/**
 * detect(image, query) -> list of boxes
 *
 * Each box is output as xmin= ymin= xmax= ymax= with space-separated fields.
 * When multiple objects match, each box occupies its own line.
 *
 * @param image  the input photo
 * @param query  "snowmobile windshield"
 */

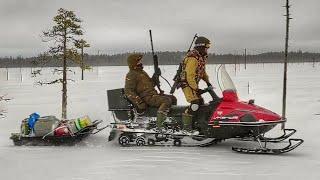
xmin=217 ymin=64 xmax=237 ymax=92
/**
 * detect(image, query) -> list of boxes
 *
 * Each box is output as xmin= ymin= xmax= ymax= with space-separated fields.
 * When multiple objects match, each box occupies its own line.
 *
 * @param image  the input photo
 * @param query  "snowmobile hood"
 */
xmin=210 ymin=99 xmax=282 ymax=124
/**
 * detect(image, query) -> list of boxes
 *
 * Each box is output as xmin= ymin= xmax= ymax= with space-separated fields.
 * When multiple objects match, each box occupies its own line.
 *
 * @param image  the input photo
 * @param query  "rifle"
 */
xmin=170 ymin=34 xmax=198 ymax=94
xmin=149 ymin=29 xmax=164 ymax=94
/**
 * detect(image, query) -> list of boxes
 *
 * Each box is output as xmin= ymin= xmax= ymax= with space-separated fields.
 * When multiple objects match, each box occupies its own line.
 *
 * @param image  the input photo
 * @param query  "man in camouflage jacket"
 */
xmin=124 ymin=53 xmax=177 ymax=129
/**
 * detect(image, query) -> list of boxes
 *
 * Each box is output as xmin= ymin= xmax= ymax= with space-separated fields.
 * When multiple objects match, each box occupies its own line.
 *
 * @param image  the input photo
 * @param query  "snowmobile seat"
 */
xmin=144 ymin=105 xmax=187 ymax=117
xmin=107 ymin=88 xmax=188 ymax=120
xmin=107 ymin=88 xmax=132 ymax=121
xmin=107 ymin=88 xmax=131 ymax=111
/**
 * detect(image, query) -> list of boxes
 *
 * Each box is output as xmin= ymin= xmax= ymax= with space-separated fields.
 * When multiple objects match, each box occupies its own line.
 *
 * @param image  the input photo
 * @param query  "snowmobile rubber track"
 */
xmin=119 ymin=138 xmax=221 ymax=147
xmin=117 ymin=130 xmax=222 ymax=147
xmin=231 ymin=138 xmax=304 ymax=155
xmin=170 ymin=138 xmax=222 ymax=147
xmin=198 ymin=139 xmax=222 ymax=147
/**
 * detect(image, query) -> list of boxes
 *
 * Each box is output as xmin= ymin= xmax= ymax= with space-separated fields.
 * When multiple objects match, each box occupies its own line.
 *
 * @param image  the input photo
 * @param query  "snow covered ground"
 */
xmin=0 ymin=63 xmax=319 ymax=180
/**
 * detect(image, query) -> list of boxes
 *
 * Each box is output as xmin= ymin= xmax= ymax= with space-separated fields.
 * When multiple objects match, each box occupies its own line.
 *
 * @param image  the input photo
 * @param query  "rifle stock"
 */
xmin=170 ymin=63 xmax=182 ymax=94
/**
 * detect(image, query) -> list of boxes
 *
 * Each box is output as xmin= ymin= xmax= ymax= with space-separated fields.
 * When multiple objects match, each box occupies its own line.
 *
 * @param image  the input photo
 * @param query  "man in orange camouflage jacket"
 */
xmin=179 ymin=36 xmax=218 ymax=132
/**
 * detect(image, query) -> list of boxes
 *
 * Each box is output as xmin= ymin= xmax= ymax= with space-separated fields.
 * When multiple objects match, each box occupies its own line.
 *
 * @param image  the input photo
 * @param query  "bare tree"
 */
xmin=39 ymin=8 xmax=88 ymax=119
xmin=0 ymin=95 xmax=11 ymax=118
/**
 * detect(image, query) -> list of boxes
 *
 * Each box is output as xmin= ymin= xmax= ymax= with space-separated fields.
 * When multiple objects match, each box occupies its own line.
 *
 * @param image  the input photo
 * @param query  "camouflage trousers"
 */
xmin=143 ymin=94 xmax=177 ymax=113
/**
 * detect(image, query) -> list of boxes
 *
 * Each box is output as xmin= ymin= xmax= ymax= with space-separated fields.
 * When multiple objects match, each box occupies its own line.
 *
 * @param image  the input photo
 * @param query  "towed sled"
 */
xmin=10 ymin=115 xmax=104 ymax=146
xmin=107 ymin=65 xmax=303 ymax=154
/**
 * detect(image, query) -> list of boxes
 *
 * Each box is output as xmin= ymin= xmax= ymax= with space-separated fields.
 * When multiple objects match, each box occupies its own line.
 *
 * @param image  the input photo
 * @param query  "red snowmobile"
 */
xmin=107 ymin=65 xmax=303 ymax=154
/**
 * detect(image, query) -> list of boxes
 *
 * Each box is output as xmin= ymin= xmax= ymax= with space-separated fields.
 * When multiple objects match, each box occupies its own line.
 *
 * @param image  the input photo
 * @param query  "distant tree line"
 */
xmin=0 ymin=50 xmax=320 ymax=68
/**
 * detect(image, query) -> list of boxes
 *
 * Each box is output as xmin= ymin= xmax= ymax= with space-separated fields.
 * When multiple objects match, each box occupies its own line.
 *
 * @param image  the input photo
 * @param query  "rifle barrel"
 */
xmin=188 ymin=34 xmax=198 ymax=52
xmin=149 ymin=30 xmax=155 ymax=56
xmin=149 ymin=29 xmax=163 ymax=93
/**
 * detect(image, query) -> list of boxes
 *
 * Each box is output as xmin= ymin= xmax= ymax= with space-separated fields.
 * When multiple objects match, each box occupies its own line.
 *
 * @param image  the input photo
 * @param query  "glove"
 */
xmin=206 ymin=82 xmax=214 ymax=90
xmin=152 ymin=74 xmax=159 ymax=84
xmin=136 ymin=101 xmax=146 ymax=114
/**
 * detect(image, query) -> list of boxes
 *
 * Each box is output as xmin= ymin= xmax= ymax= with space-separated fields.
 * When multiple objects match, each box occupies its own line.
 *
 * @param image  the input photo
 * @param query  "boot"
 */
xmin=156 ymin=111 xmax=167 ymax=130
xmin=182 ymin=113 xmax=193 ymax=132
xmin=181 ymin=113 xmax=199 ymax=135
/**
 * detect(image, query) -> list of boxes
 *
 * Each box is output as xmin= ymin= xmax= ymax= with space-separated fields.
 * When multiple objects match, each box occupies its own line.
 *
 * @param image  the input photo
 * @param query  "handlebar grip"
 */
xmin=201 ymin=87 xmax=220 ymax=101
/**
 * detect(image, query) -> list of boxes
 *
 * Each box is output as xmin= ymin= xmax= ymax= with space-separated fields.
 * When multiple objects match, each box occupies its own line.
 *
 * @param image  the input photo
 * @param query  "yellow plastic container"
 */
xmin=74 ymin=116 xmax=92 ymax=131
xmin=20 ymin=119 xmax=30 ymax=135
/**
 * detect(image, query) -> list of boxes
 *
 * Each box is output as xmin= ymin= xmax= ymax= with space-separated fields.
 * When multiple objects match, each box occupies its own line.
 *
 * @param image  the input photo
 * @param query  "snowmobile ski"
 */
xmin=232 ymin=138 xmax=304 ymax=154
xmin=239 ymin=128 xmax=297 ymax=143
xmin=260 ymin=128 xmax=297 ymax=142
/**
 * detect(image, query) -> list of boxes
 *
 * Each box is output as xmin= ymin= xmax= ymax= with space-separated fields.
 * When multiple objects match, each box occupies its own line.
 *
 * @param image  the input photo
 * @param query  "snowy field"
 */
xmin=0 ymin=63 xmax=320 ymax=180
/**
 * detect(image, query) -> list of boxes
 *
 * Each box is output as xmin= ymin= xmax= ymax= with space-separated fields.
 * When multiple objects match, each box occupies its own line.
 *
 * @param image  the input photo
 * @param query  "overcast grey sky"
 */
xmin=0 ymin=0 xmax=319 ymax=57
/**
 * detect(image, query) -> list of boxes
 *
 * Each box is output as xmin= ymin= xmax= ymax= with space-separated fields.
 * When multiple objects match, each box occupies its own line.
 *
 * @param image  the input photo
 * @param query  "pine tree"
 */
xmin=75 ymin=39 xmax=90 ymax=80
xmin=41 ymin=8 xmax=88 ymax=119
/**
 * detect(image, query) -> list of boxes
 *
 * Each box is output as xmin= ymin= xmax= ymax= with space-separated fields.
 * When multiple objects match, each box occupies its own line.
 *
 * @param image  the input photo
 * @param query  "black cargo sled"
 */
xmin=10 ymin=115 xmax=104 ymax=146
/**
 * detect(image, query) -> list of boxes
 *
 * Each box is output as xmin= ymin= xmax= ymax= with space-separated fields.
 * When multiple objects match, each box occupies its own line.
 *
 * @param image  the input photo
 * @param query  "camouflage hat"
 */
xmin=195 ymin=36 xmax=211 ymax=48
xmin=127 ymin=53 xmax=143 ymax=69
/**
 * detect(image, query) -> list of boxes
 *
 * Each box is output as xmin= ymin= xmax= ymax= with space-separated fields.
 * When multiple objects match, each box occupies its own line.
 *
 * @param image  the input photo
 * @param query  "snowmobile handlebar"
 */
xmin=200 ymin=86 xmax=220 ymax=101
